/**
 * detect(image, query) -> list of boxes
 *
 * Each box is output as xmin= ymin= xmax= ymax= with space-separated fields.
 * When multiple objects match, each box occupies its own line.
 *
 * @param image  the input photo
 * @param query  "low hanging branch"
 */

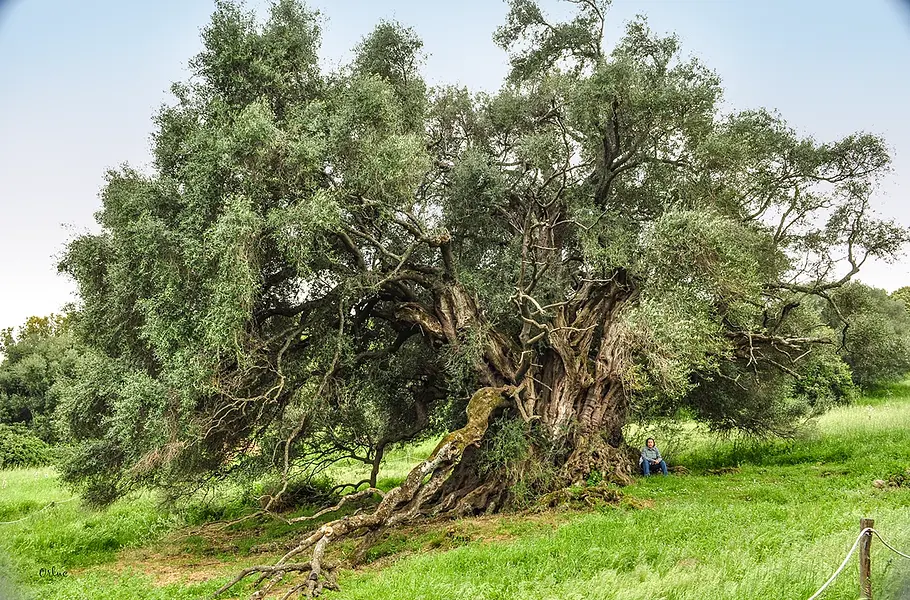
xmin=212 ymin=385 xmax=515 ymax=600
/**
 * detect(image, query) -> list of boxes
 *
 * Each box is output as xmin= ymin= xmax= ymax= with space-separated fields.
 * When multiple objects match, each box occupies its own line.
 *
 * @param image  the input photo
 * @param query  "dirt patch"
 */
xmin=107 ymin=552 xmax=233 ymax=586
xmin=346 ymin=509 xmax=576 ymax=569
xmin=73 ymin=520 xmax=301 ymax=589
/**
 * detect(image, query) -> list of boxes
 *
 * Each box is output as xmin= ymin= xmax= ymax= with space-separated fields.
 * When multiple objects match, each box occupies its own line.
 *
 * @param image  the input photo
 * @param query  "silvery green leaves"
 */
xmin=495 ymin=0 xmax=609 ymax=82
xmin=56 ymin=0 xmax=907 ymax=506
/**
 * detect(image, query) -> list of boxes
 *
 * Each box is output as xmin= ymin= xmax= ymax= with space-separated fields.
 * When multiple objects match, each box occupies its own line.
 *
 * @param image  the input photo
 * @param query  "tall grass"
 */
xmin=0 ymin=468 xmax=199 ymax=599
xmin=330 ymin=387 xmax=910 ymax=600
xmin=2 ymin=386 xmax=910 ymax=599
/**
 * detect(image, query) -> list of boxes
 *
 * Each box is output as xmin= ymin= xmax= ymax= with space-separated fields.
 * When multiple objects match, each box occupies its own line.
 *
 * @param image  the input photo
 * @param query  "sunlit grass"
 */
xmin=0 ymin=468 xmax=194 ymax=599
xmin=3 ymin=384 xmax=910 ymax=599
xmin=331 ymin=383 xmax=910 ymax=600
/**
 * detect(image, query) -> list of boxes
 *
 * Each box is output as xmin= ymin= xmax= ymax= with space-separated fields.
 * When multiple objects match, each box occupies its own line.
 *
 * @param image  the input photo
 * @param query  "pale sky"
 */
xmin=1 ymin=0 xmax=909 ymax=331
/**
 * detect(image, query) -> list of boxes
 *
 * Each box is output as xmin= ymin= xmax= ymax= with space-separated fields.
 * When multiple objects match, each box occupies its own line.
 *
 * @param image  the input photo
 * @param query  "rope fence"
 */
xmin=0 ymin=497 xmax=76 ymax=525
xmin=869 ymin=529 xmax=910 ymax=561
xmin=807 ymin=519 xmax=910 ymax=600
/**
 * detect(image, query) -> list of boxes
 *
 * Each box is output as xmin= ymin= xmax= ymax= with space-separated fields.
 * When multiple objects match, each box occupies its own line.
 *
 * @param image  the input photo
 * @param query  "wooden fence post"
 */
xmin=860 ymin=518 xmax=874 ymax=600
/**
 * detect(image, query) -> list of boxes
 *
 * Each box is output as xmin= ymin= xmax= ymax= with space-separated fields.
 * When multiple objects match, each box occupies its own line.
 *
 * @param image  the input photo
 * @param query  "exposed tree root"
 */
xmin=538 ymin=482 xmax=623 ymax=509
xmin=211 ymin=562 xmax=338 ymax=600
xmin=213 ymin=385 xmax=514 ymax=599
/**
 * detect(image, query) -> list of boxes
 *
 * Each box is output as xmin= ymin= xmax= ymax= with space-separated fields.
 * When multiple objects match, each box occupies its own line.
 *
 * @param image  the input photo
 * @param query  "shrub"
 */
xmin=0 ymin=424 xmax=53 ymax=468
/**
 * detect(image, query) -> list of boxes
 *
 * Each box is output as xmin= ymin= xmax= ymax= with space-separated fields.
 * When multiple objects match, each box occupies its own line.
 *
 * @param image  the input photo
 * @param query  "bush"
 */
xmin=0 ymin=424 xmax=52 ymax=468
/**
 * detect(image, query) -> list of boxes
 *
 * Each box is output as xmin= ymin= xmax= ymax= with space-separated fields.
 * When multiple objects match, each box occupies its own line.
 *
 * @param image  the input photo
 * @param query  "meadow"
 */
xmin=3 ymin=384 xmax=910 ymax=599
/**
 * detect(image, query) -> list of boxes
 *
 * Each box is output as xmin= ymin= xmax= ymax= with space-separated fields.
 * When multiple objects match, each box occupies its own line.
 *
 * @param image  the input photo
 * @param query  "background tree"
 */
xmin=891 ymin=285 xmax=910 ymax=313
xmin=820 ymin=282 xmax=910 ymax=388
xmin=0 ymin=314 xmax=76 ymax=443
xmin=58 ymin=0 xmax=907 ymax=594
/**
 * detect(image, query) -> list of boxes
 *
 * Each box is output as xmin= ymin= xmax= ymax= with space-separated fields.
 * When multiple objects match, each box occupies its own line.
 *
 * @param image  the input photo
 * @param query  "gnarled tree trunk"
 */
xmin=218 ymin=274 xmax=639 ymax=597
xmin=426 ymin=275 xmax=639 ymax=514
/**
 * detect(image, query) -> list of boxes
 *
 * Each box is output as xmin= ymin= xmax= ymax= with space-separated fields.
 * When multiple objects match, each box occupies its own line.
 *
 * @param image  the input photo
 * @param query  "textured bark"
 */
xmin=514 ymin=276 xmax=639 ymax=487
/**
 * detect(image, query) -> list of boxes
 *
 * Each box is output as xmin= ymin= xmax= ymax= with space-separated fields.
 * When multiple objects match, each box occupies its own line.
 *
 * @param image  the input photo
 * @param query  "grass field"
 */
xmin=3 ymin=383 xmax=910 ymax=599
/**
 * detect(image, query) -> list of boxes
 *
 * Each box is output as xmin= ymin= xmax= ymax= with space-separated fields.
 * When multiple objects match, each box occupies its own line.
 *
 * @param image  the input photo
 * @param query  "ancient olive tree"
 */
xmin=59 ymin=0 xmax=906 ymax=594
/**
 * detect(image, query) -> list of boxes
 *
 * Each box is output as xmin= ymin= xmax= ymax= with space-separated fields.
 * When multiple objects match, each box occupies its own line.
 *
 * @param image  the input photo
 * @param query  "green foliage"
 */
xmin=891 ymin=286 xmax=910 ymax=313
xmin=823 ymin=282 xmax=910 ymax=388
xmin=676 ymin=308 xmax=856 ymax=437
xmin=0 ymin=424 xmax=53 ymax=468
xmin=54 ymin=348 xmax=147 ymax=506
xmin=477 ymin=417 xmax=531 ymax=477
xmin=494 ymin=0 xmax=608 ymax=82
xmin=683 ymin=356 xmax=851 ymax=437
xmin=791 ymin=350 xmax=856 ymax=408
xmin=475 ymin=418 xmax=567 ymax=509
xmin=0 ymin=314 xmax=77 ymax=443
xmin=440 ymin=326 xmax=488 ymax=400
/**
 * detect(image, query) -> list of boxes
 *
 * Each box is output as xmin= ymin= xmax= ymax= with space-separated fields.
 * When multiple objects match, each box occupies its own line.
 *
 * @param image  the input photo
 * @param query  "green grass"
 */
xmin=3 ymin=388 xmax=910 ymax=599
xmin=329 ymin=395 xmax=910 ymax=600
xmin=0 ymin=468 xmax=216 ymax=599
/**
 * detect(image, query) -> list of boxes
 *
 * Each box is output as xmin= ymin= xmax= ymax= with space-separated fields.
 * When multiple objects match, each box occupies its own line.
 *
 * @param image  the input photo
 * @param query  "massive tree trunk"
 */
xmin=216 ymin=276 xmax=640 ymax=597
xmin=419 ymin=275 xmax=639 ymax=515
xmin=509 ymin=276 xmax=638 ymax=492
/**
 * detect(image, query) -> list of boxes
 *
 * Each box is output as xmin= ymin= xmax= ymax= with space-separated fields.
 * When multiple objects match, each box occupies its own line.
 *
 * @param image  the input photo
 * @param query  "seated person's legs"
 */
xmin=642 ymin=460 xmax=668 ymax=476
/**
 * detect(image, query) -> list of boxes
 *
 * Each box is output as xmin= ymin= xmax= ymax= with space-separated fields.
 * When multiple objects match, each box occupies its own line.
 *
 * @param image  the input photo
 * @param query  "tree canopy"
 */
xmin=819 ymin=282 xmax=910 ymax=388
xmin=58 ymin=0 xmax=906 ymax=531
xmin=0 ymin=314 xmax=76 ymax=443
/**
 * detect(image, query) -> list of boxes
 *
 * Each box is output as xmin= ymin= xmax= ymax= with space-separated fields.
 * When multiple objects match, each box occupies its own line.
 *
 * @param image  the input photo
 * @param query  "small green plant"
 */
xmin=475 ymin=418 xmax=571 ymax=509
xmin=585 ymin=469 xmax=604 ymax=486
xmin=477 ymin=417 xmax=531 ymax=477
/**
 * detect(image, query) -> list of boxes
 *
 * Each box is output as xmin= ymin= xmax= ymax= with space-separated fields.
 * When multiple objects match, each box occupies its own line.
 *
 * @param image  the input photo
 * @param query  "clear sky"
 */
xmin=1 ymin=0 xmax=909 ymax=331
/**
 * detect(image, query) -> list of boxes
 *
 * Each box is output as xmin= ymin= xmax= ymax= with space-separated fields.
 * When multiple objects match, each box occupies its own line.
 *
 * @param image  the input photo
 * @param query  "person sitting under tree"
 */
xmin=641 ymin=437 xmax=668 ymax=476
